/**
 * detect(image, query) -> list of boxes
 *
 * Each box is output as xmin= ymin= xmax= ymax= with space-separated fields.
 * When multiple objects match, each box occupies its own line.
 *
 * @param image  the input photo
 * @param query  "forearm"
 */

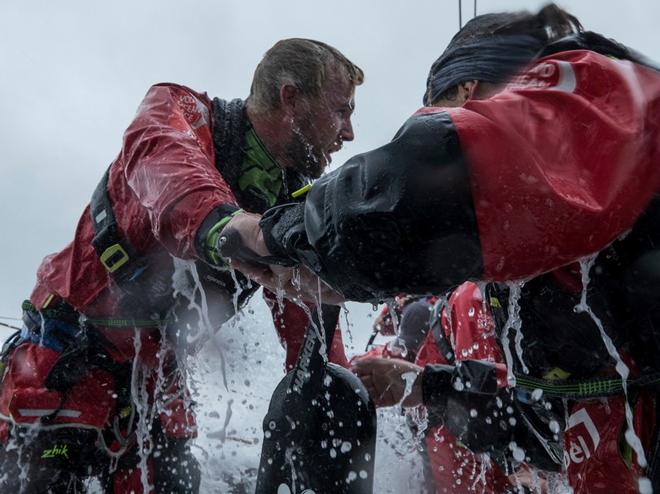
xmin=261 ymin=111 xmax=483 ymax=302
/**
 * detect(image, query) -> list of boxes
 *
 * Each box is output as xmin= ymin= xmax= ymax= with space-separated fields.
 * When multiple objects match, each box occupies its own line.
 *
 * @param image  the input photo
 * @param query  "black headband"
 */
xmin=424 ymin=34 xmax=545 ymax=105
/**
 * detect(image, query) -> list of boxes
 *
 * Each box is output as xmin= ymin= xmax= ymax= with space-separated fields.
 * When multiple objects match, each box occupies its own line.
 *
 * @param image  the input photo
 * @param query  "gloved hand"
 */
xmin=221 ymin=212 xmax=345 ymax=305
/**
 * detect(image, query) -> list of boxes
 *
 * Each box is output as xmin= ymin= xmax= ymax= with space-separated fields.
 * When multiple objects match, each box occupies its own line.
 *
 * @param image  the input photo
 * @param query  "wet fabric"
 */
xmin=262 ymin=50 xmax=660 ymax=302
xmin=263 ymin=288 xmax=349 ymax=372
xmin=415 ymin=283 xmax=516 ymax=492
xmin=6 ymin=82 xmax=332 ymax=491
xmin=0 ymin=418 xmax=201 ymax=493
xmin=416 ymin=281 xmax=655 ymax=493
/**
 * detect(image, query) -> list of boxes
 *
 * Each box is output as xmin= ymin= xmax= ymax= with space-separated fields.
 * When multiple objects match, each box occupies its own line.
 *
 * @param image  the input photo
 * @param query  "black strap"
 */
xmin=211 ymin=98 xmax=253 ymax=208
xmin=211 ymin=98 xmax=307 ymax=214
xmin=430 ymin=298 xmax=455 ymax=364
xmin=89 ymin=167 xmax=147 ymax=282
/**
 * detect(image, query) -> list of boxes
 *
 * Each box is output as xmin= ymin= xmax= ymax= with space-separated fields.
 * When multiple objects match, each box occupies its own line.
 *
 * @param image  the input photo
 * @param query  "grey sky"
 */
xmin=1 ymin=0 xmax=659 ymax=322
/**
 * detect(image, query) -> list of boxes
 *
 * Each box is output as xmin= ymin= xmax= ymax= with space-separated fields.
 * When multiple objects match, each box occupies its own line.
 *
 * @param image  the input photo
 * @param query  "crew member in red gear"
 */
xmin=0 ymin=38 xmax=362 ymax=493
xmin=348 ymin=7 xmax=660 ymax=492
xmin=226 ymin=4 xmax=660 ymax=493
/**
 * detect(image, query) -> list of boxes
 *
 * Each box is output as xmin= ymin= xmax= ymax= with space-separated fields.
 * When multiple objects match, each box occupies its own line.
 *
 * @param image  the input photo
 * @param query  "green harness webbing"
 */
xmin=21 ymin=301 xmax=171 ymax=329
xmin=513 ymin=372 xmax=660 ymax=400
xmin=429 ymin=291 xmax=660 ymax=400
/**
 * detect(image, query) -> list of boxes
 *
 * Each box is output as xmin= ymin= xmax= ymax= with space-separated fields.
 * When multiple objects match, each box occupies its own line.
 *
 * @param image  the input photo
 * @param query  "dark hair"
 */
xmin=424 ymin=4 xmax=583 ymax=105
xmin=449 ymin=4 xmax=581 ymax=47
xmin=248 ymin=38 xmax=364 ymax=113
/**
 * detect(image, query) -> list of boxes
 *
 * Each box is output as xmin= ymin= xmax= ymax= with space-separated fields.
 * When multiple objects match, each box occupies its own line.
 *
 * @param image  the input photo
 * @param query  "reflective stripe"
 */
xmin=18 ymin=408 xmax=82 ymax=418
xmin=0 ymin=411 xmax=103 ymax=435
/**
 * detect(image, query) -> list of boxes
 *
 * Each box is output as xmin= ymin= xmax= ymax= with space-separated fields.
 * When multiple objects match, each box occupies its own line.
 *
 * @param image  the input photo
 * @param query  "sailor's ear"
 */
xmin=462 ymin=81 xmax=480 ymax=101
xmin=279 ymin=84 xmax=300 ymax=115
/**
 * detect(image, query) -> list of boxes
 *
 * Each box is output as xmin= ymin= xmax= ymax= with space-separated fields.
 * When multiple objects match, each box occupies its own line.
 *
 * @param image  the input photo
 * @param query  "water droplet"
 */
xmin=509 ymin=442 xmax=525 ymax=462
xmin=639 ymin=477 xmax=653 ymax=494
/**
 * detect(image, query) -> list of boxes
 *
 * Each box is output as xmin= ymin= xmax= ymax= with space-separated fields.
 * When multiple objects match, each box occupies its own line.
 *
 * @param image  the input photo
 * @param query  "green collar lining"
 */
xmin=238 ymin=128 xmax=286 ymax=209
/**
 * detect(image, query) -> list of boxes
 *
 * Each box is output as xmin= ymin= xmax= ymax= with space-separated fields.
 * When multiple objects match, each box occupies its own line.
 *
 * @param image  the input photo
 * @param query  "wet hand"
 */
xmin=223 ymin=212 xmax=345 ymax=305
xmin=352 ymin=357 xmax=423 ymax=408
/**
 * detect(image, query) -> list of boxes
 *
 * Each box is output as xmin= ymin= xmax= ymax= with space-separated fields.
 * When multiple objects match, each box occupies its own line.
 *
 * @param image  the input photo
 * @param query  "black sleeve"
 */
xmin=260 ymin=111 xmax=483 ymax=302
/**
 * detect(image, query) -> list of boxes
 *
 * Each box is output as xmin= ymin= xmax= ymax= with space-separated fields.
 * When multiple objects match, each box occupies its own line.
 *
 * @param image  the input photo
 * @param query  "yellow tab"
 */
xmin=42 ymin=293 xmax=55 ymax=309
xmin=291 ymin=184 xmax=312 ymax=199
xmin=542 ymin=367 xmax=571 ymax=381
xmin=100 ymin=244 xmax=129 ymax=273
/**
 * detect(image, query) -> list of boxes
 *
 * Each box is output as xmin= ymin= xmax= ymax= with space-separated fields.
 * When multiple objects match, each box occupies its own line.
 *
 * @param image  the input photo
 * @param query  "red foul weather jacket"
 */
xmin=30 ymin=83 xmax=233 ymax=315
xmin=29 ymin=83 xmax=336 ymax=359
xmin=1 ymin=84 xmax=342 ymax=435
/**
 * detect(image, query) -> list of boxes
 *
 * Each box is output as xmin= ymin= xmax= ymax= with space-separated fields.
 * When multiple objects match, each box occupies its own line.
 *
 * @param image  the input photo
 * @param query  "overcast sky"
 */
xmin=1 ymin=0 xmax=659 ymax=323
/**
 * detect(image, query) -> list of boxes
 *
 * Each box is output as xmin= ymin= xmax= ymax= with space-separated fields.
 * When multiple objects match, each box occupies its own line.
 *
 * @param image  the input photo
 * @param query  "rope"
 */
xmin=0 ymin=321 xmax=20 ymax=331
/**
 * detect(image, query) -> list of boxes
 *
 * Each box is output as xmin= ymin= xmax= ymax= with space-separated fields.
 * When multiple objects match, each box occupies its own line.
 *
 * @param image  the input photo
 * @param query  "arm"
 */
xmin=120 ymin=84 xmax=239 ymax=260
xmin=261 ymin=51 xmax=660 ymax=302
xmin=261 ymin=111 xmax=482 ymax=301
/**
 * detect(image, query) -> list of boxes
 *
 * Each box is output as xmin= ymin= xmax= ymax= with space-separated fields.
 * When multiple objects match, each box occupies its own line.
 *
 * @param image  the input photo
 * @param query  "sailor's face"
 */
xmin=290 ymin=67 xmax=356 ymax=178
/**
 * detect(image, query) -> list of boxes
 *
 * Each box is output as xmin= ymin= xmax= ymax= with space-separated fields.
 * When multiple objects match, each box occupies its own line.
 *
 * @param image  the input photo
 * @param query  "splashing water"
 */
xmin=499 ymin=281 xmax=524 ymax=386
xmin=507 ymin=281 xmax=530 ymax=376
xmin=576 ymin=256 xmax=649 ymax=473
xmin=397 ymin=371 xmax=419 ymax=407
xmin=172 ymin=258 xmax=229 ymax=389
xmin=130 ymin=327 xmax=153 ymax=493
xmin=228 ymin=265 xmax=243 ymax=316
xmin=386 ymin=297 xmax=400 ymax=335
xmin=340 ymin=303 xmax=354 ymax=346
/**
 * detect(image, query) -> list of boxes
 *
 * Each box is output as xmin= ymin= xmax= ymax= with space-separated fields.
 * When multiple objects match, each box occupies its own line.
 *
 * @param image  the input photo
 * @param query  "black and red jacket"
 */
xmin=262 ymin=46 xmax=660 ymax=303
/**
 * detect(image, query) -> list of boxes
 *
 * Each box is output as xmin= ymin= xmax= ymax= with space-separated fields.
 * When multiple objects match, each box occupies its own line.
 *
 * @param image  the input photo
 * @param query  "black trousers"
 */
xmin=0 ymin=421 xmax=200 ymax=494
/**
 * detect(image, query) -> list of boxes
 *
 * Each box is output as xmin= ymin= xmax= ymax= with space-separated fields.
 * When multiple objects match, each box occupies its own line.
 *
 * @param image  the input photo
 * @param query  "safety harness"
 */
xmin=429 ymin=287 xmax=660 ymax=400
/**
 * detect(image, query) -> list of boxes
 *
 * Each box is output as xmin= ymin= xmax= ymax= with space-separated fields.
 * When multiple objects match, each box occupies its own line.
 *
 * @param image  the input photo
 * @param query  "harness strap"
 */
xmin=431 ymin=286 xmax=660 ymax=399
xmin=514 ymin=372 xmax=660 ymax=399
xmin=429 ymin=298 xmax=455 ymax=364
xmin=22 ymin=300 xmax=170 ymax=328
xmin=90 ymin=167 xmax=148 ymax=282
